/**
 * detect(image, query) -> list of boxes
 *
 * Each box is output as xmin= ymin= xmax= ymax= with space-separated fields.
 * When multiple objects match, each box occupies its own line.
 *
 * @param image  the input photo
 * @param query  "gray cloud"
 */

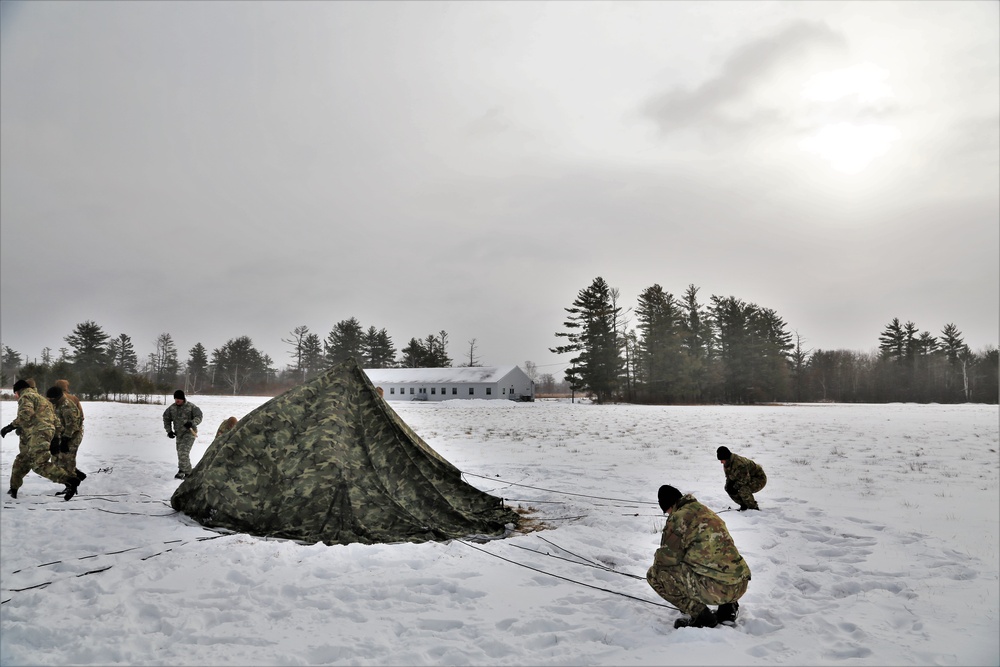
xmin=642 ymin=21 xmax=848 ymax=139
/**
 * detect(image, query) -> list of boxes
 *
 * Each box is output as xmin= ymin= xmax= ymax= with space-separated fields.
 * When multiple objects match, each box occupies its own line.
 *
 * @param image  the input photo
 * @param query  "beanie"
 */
xmin=55 ymin=379 xmax=70 ymax=392
xmin=657 ymin=485 xmax=683 ymax=513
xmin=717 ymin=446 xmax=732 ymax=461
xmin=46 ymin=386 xmax=64 ymax=401
xmin=12 ymin=379 xmax=30 ymax=394
xmin=174 ymin=390 xmax=186 ymax=401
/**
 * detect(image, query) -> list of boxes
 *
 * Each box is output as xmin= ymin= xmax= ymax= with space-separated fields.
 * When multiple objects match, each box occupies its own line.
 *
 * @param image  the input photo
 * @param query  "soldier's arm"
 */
xmin=191 ymin=404 xmax=203 ymax=426
xmin=15 ymin=396 xmax=35 ymax=426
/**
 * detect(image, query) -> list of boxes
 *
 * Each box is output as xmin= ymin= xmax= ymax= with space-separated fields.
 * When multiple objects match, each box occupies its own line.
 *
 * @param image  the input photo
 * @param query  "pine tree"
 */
xmin=550 ymin=276 xmax=624 ymax=404
xmin=211 ymin=336 xmax=268 ymax=394
xmin=186 ymin=343 xmax=209 ymax=393
xmin=152 ymin=333 xmax=179 ymax=389
xmin=108 ymin=334 xmax=139 ymax=374
xmin=362 ymin=327 xmax=397 ymax=368
xmin=635 ymin=284 xmax=685 ymax=403
xmin=301 ymin=333 xmax=325 ymax=379
xmin=325 ymin=318 xmax=365 ymax=365
xmin=282 ymin=326 xmax=311 ymax=376
xmin=64 ymin=320 xmax=111 ymax=397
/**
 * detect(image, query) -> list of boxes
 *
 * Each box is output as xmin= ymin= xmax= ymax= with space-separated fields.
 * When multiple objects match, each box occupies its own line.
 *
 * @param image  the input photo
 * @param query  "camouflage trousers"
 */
xmin=725 ymin=473 xmax=767 ymax=510
xmin=647 ymin=563 xmax=749 ymax=617
xmin=10 ymin=429 xmax=77 ymax=491
xmin=56 ymin=430 xmax=84 ymax=477
xmin=175 ymin=433 xmax=196 ymax=474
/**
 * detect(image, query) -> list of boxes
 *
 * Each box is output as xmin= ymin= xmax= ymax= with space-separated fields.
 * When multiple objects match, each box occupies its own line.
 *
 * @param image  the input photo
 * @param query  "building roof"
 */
xmin=363 ymin=366 xmax=522 ymax=385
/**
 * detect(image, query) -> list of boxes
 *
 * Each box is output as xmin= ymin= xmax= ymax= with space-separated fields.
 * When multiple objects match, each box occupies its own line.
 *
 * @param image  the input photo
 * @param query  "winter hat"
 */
xmin=12 ymin=379 xmax=30 ymax=394
xmin=46 ymin=386 xmax=64 ymax=401
xmin=174 ymin=390 xmax=186 ymax=401
xmin=55 ymin=379 xmax=70 ymax=392
xmin=657 ymin=485 xmax=683 ymax=513
xmin=717 ymin=446 xmax=732 ymax=461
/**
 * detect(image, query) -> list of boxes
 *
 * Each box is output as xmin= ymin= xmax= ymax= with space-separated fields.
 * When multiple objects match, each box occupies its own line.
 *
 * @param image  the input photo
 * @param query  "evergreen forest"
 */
xmin=1 ymin=279 xmax=997 ymax=404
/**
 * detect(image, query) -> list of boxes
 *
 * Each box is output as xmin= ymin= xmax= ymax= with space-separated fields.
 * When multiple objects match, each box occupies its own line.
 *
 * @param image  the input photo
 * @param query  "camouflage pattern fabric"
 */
xmin=723 ymin=453 xmax=767 ymax=509
xmin=170 ymin=358 xmax=519 ymax=546
xmin=8 ymin=387 xmax=75 ymax=491
xmin=647 ymin=562 xmax=749 ymax=617
xmin=51 ymin=395 xmax=83 ymax=476
xmin=163 ymin=401 xmax=203 ymax=475
xmin=647 ymin=494 xmax=750 ymax=613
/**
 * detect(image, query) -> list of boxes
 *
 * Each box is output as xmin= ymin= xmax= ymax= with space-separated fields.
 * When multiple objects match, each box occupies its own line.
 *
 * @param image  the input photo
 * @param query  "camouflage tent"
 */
xmin=170 ymin=358 xmax=518 ymax=545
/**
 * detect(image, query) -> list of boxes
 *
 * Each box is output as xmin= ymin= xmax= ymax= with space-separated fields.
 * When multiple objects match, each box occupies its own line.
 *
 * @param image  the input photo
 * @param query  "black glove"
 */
xmin=184 ymin=421 xmax=193 ymax=429
xmin=15 ymin=427 xmax=22 ymax=436
xmin=60 ymin=437 xmax=70 ymax=453
xmin=167 ymin=430 xmax=176 ymax=439
xmin=50 ymin=437 xmax=60 ymax=456
xmin=0 ymin=423 xmax=15 ymax=438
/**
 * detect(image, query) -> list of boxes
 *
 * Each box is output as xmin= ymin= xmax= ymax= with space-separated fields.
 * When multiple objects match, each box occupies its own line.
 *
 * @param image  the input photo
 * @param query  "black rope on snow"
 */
xmin=462 ymin=471 xmax=654 ymax=506
xmin=3 ymin=534 xmax=231 ymax=600
xmin=535 ymin=535 xmax=645 ymax=581
xmin=456 ymin=539 xmax=679 ymax=611
xmin=508 ymin=543 xmax=643 ymax=581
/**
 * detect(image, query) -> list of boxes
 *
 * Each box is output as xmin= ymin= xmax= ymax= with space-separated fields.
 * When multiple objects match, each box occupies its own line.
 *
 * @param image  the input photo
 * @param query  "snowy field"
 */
xmin=1 ymin=396 xmax=997 ymax=666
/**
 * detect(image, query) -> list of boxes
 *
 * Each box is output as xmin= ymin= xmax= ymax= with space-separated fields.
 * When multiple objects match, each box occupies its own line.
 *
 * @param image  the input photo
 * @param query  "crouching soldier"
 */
xmin=647 ymin=484 xmax=751 ymax=629
xmin=2 ymin=379 xmax=83 ymax=500
xmin=717 ymin=446 xmax=767 ymax=511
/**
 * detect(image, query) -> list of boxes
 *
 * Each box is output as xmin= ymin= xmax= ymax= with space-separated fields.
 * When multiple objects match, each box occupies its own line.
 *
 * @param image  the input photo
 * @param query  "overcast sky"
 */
xmin=1 ymin=1 xmax=997 ymax=376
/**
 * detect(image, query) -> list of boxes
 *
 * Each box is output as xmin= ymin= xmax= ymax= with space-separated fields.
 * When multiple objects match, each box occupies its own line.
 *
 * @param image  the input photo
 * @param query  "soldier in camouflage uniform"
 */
xmin=54 ymin=379 xmax=86 ymax=483
xmin=647 ymin=484 xmax=751 ymax=629
xmin=46 ymin=385 xmax=85 ymax=495
xmin=717 ymin=446 xmax=767 ymax=511
xmin=1 ymin=379 xmax=82 ymax=500
xmin=163 ymin=389 xmax=202 ymax=479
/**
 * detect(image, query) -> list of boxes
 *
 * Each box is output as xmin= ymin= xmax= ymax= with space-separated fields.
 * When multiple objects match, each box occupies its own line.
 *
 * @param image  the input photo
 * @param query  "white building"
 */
xmin=363 ymin=366 xmax=535 ymax=402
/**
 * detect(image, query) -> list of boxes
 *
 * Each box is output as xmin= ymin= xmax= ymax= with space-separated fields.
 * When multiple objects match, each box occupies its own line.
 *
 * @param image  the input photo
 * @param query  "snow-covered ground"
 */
xmin=2 ymin=396 xmax=997 ymax=666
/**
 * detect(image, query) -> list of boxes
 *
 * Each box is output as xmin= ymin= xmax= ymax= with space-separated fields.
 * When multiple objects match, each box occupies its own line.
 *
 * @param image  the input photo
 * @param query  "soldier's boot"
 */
xmin=674 ymin=607 xmax=718 ymax=629
xmin=63 ymin=477 xmax=81 ymax=501
xmin=716 ymin=601 xmax=739 ymax=623
xmin=7 ymin=488 xmax=16 ymax=499
xmin=174 ymin=471 xmax=187 ymax=479
xmin=75 ymin=469 xmax=87 ymax=481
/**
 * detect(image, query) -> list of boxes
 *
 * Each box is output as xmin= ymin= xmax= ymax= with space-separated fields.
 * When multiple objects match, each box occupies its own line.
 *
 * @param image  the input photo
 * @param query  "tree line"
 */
xmin=551 ymin=276 xmax=998 ymax=405
xmin=0 ymin=318 xmax=470 ymax=400
xmin=2 ymin=283 xmax=996 ymax=404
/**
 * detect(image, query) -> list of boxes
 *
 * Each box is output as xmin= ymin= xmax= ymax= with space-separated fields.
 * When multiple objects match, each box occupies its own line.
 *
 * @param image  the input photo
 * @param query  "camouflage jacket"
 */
xmin=653 ymin=494 xmax=751 ymax=584
xmin=723 ymin=453 xmax=766 ymax=489
xmin=163 ymin=401 xmax=203 ymax=434
xmin=13 ymin=387 xmax=57 ymax=436
xmin=52 ymin=396 xmax=82 ymax=441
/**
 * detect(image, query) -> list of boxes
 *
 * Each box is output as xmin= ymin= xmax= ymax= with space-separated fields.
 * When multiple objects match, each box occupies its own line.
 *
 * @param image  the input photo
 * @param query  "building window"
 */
xmin=409 ymin=388 xmax=414 ymax=395
xmin=452 ymin=387 xmax=457 ymax=395
xmin=390 ymin=388 xmax=395 ymax=394
xmin=431 ymin=388 xmax=436 ymax=395
xmin=502 ymin=388 xmax=506 ymax=394
xmin=486 ymin=387 xmax=492 ymax=395
xmin=420 ymin=387 xmax=426 ymax=394
xmin=469 ymin=387 xmax=474 ymax=395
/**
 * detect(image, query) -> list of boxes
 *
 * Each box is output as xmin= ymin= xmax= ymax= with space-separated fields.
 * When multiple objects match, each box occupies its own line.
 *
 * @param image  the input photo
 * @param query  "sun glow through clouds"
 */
xmin=799 ymin=122 xmax=901 ymax=174
xmin=798 ymin=64 xmax=899 ymax=174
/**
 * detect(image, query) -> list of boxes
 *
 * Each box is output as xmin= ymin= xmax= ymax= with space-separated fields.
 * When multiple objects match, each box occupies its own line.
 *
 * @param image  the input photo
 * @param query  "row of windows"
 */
xmin=388 ymin=386 xmax=493 ymax=395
